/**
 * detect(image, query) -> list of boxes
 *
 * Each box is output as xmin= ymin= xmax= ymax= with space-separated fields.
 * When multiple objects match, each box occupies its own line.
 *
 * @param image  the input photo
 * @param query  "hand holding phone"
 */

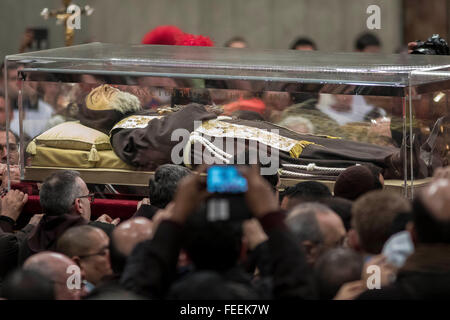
xmin=206 ymin=165 xmax=247 ymax=194
xmin=206 ymin=165 xmax=251 ymax=222
xmin=205 ymin=165 xmax=279 ymax=221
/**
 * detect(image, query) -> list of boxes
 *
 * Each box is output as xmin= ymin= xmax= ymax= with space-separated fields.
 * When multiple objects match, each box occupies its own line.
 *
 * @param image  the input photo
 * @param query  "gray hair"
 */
xmin=39 ymin=170 xmax=84 ymax=216
xmin=149 ymin=164 xmax=191 ymax=208
xmin=286 ymin=202 xmax=333 ymax=244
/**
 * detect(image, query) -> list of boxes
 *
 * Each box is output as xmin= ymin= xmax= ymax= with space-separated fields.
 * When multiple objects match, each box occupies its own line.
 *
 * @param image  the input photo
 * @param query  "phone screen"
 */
xmin=207 ymin=165 xmax=248 ymax=194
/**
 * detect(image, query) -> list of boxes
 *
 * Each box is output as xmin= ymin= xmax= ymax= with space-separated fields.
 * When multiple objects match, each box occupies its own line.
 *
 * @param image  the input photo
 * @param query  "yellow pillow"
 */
xmin=26 ymin=121 xmax=112 ymax=162
xmin=31 ymin=145 xmax=134 ymax=170
xmin=31 ymin=146 xmax=96 ymax=168
xmin=29 ymin=121 xmax=111 ymax=151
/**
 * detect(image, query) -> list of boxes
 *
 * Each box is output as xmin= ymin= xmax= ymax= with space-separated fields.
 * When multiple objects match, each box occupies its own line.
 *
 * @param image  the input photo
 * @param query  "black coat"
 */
xmin=0 ymin=214 xmax=114 ymax=281
xmin=357 ymin=244 xmax=450 ymax=300
xmin=357 ymin=271 xmax=450 ymax=300
xmin=132 ymin=204 xmax=160 ymax=220
xmin=120 ymin=210 xmax=317 ymax=300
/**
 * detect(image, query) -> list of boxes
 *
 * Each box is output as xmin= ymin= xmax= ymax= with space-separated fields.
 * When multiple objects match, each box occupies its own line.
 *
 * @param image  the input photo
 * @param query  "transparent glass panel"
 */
xmin=7 ymin=43 xmax=450 ymax=89
xmin=409 ymin=69 xmax=450 ymax=197
xmin=4 ymin=44 xmax=450 ymax=194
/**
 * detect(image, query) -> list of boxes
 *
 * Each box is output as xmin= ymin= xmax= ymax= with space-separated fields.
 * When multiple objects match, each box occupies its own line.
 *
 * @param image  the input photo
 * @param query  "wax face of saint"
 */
xmin=85 ymin=84 xmax=120 ymax=111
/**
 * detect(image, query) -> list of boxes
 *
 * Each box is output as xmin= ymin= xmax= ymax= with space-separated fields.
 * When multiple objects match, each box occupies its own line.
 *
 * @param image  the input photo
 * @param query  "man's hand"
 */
xmin=171 ymin=165 xmax=209 ymax=224
xmin=333 ymin=280 xmax=367 ymax=300
xmin=240 ymin=165 xmax=279 ymax=218
xmin=136 ymin=197 xmax=150 ymax=211
xmin=96 ymin=214 xmax=120 ymax=226
xmin=0 ymin=164 xmax=7 ymax=176
xmin=408 ymin=41 xmax=418 ymax=54
xmin=1 ymin=189 xmax=28 ymax=222
xmin=361 ymin=254 xmax=398 ymax=289
xmin=152 ymin=202 xmax=175 ymax=235
xmin=242 ymin=218 xmax=268 ymax=250
xmin=1 ymin=165 xmax=21 ymax=190
xmin=28 ymin=214 xmax=44 ymax=226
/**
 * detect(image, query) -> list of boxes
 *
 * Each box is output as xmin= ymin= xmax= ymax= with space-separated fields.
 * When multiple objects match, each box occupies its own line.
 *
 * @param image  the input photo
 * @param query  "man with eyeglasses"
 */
xmin=0 ymin=125 xmax=21 ymax=188
xmin=56 ymin=225 xmax=113 ymax=295
xmin=285 ymin=203 xmax=347 ymax=267
xmin=19 ymin=170 xmax=119 ymax=261
xmin=0 ymin=170 xmax=119 ymax=279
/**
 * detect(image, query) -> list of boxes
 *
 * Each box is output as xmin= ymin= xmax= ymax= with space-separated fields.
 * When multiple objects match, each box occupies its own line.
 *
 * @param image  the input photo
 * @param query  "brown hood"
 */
xmin=78 ymin=102 xmax=128 ymax=134
xmin=27 ymin=213 xmax=88 ymax=254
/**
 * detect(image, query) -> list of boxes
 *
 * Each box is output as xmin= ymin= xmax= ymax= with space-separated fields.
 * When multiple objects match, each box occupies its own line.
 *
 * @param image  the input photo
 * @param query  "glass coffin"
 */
xmin=4 ymin=43 xmax=450 ymax=196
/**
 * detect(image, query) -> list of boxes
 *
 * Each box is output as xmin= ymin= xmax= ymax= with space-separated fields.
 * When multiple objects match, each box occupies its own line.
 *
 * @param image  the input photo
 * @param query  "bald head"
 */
xmin=24 ymin=251 xmax=75 ymax=282
xmin=56 ymin=225 xmax=104 ymax=257
xmin=413 ymin=178 xmax=450 ymax=244
xmin=112 ymin=217 xmax=153 ymax=256
xmin=23 ymin=251 xmax=80 ymax=300
xmin=421 ymin=178 xmax=450 ymax=221
xmin=56 ymin=225 xmax=112 ymax=285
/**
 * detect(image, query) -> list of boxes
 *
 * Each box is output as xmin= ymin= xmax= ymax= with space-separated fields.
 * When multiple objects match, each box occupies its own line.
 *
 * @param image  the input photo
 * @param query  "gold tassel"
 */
xmin=26 ymin=140 xmax=37 ymax=155
xmin=289 ymin=140 xmax=315 ymax=158
xmin=88 ymin=144 xmax=100 ymax=162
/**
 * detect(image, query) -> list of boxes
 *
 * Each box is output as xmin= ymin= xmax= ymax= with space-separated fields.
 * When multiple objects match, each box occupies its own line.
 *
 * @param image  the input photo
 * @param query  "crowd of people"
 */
xmin=0 ymin=161 xmax=448 ymax=300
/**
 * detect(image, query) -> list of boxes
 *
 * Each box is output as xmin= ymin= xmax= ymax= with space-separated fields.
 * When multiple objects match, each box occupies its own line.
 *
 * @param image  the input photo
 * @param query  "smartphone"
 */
xmin=206 ymin=165 xmax=251 ymax=221
xmin=207 ymin=165 xmax=248 ymax=194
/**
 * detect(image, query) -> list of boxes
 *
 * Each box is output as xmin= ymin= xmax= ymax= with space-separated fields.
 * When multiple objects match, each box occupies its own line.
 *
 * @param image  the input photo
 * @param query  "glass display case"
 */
xmin=4 ymin=43 xmax=450 ymax=196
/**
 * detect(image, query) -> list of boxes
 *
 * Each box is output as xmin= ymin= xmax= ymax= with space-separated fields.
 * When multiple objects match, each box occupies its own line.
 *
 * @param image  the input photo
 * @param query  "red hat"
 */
xmin=175 ymin=33 xmax=214 ymax=47
xmin=222 ymin=98 xmax=266 ymax=115
xmin=142 ymin=25 xmax=214 ymax=47
xmin=141 ymin=25 xmax=184 ymax=45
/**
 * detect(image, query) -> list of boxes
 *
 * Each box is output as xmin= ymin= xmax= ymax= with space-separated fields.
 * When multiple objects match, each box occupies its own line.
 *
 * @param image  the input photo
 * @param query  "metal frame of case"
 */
xmin=5 ymin=43 xmax=450 ymax=196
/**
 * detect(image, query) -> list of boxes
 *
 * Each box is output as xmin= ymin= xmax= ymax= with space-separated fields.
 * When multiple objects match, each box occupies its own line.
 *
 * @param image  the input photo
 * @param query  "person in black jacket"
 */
xmin=357 ymin=178 xmax=450 ymax=299
xmin=0 ymin=189 xmax=41 ymax=283
xmin=120 ymin=165 xmax=316 ymax=300
xmin=0 ymin=170 xmax=117 ymax=281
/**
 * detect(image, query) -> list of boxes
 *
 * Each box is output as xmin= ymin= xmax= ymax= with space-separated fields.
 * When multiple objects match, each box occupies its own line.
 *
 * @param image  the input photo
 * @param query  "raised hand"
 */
xmin=407 ymin=41 xmax=418 ymax=54
xmin=171 ymin=165 xmax=209 ymax=224
xmin=239 ymin=165 xmax=279 ymax=218
xmin=242 ymin=218 xmax=268 ymax=250
xmin=333 ymin=280 xmax=367 ymax=300
xmin=96 ymin=214 xmax=120 ymax=226
xmin=1 ymin=189 xmax=28 ymax=222
xmin=29 ymin=213 xmax=44 ymax=226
